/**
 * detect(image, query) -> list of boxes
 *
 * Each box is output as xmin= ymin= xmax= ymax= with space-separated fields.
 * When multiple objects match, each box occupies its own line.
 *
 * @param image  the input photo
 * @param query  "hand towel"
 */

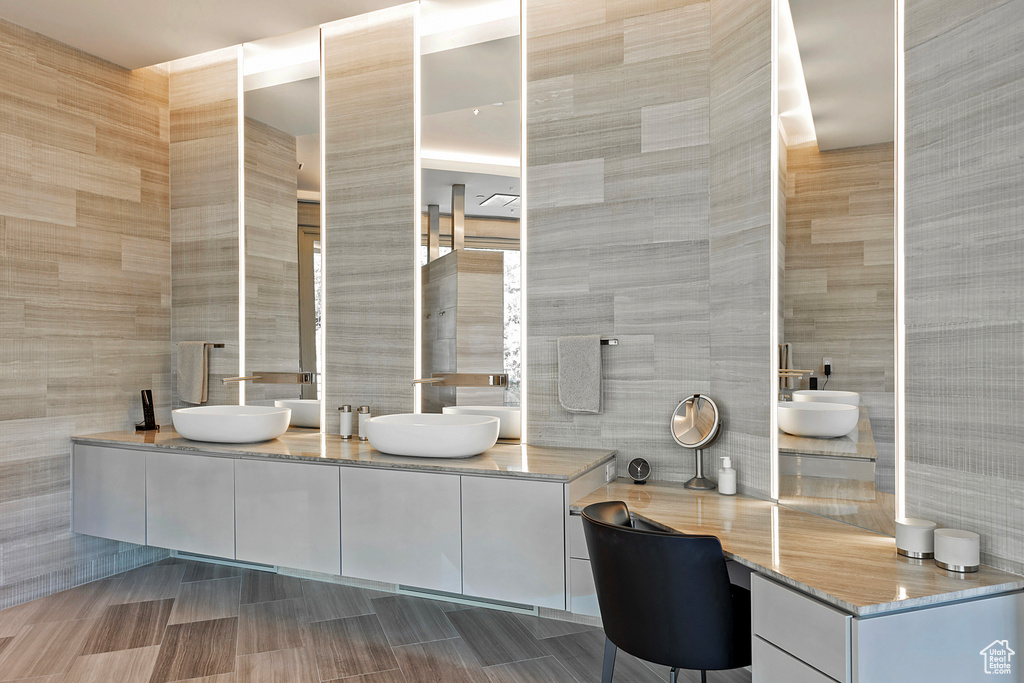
xmin=557 ymin=335 xmax=602 ymax=414
xmin=177 ymin=342 xmax=209 ymax=405
xmin=780 ymin=343 xmax=794 ymax=390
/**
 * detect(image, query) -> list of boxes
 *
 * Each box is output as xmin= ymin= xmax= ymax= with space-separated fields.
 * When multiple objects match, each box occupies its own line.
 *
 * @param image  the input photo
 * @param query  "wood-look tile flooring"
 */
xmin=0 ymin=558 xmax=751 ymax=683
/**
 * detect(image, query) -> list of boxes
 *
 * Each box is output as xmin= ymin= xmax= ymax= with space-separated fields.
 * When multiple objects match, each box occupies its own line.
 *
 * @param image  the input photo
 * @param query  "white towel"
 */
xmin=557 ymin=335 xmax=602 ymax=414
xmin=177 ymin=342 xmax=209 ymax=404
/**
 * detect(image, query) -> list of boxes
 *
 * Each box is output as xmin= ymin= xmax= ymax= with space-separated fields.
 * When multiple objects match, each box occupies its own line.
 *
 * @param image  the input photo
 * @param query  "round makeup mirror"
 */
xmin=671 ymin=394 xmax=722 ymax=490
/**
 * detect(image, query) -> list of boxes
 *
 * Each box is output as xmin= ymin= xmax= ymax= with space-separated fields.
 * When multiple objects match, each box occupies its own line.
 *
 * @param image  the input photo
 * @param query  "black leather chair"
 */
xmin=581 ymin=501 xmax=751 ymax=683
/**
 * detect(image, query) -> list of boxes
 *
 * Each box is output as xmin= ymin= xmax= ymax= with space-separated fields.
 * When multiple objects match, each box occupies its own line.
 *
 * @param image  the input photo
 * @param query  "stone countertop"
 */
xmin=571 ymin=479 xmax=1024 ymax=617
xmin=71 ymin=429 xmax=616 ymax=482
xmin=778 ymin=405 xmax=878 ymax=460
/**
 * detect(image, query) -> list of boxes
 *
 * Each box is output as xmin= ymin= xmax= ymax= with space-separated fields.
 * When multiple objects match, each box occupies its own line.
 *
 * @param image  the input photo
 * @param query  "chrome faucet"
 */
xmin=223 ymin=372 xmax=317 ymax=385
xmin=411 ymin=372 xmax=508 ymax=388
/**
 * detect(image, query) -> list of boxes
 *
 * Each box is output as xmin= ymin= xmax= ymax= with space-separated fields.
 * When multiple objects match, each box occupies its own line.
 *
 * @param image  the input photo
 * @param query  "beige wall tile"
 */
xmin=244 ymin=118 xmax=300 ymax=404
xmin=526 ymin=0 xmax=770 ymax=492
xmin=168 ymin=48 xmax=240 ymax=407
xmin=905 ymin=0 xmax=1024 ymax=573
xmin=0 ymin=17 xmax=171 ymax=609
xmin=322 ymin=6 xmax=417 ymax=431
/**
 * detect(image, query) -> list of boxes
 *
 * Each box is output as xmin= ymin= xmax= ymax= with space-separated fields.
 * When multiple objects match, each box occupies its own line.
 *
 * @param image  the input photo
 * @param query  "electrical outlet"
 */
xmin=605 ymin=461 xmax=616 ymax=482
xmin=822 ymin=357 xmax=833 ymax=375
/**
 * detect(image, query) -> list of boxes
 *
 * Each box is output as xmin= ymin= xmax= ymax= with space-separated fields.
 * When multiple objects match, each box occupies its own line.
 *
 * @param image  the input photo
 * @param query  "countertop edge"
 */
xmin=71 ymin=434 xmax=617 ymax=483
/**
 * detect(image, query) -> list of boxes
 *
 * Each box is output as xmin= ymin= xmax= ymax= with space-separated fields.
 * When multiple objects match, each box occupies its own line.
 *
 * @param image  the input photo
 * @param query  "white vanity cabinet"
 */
xmin=462 ymin=476 xmax=566 ymax=609
xmin=235 ymin=458 xmax=341 ymax=575
xmin=71 ymin=435 xmax=616 ymax=612
xmin=852 ymin=590 xmax=1024 ymax=682
xmin=341 ymin=467 xmax=462 ymax=593
xmin=72 ymin=444 xmax=147 ymax=545
xmin=753 ymin=573 xmax=1024 ymax=683
xmin=146 ymin=451 xmax=235 ymax=558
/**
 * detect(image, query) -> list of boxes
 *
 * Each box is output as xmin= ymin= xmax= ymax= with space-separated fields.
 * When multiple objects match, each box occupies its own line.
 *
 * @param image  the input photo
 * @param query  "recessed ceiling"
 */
xmin=789 ymin=0 xmax=895 ymax=151
xmin=422 ymin=169 xmax=520 ymax=219
xmin=245 ymin=78 xmax=319 ymax=138
xmin=421 ymin=35 xmax=521 ymax=177
xmin=296 ymin=134 xmax=321 ymax=194
xmin=0 ymin=0 xmax=404 ymax=69
xmin=421 ymin=35 xmax=520 ymax=116
xmin=422 ymin=100 xmax=522 ymax=172
xmin=777 ymin=0 xmax=815 ymax=147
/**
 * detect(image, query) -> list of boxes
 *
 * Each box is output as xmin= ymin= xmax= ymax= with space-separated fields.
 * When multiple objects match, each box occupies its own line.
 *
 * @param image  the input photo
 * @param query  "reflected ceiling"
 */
xmin=790 ymin=0 xmax=895 ymax=150
xmin=0 ymin=0 xmax=403 ymax=69
xmin=422 ymin=169 xmax=520 ymax=219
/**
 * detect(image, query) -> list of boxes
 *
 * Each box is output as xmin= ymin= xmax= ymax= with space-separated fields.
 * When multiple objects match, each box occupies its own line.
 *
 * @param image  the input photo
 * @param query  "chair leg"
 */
xmin=601 ymin=637 xmax=617 ymax=683
xmin=669 ymin=667 xmax=678 ymax=683
xmin=700 ymin=670 xmax=707 ymax=683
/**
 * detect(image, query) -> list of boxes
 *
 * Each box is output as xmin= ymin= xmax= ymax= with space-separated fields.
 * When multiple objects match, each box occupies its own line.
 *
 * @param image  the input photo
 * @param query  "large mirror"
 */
xmin=774 ymin=0 xmax=897 ymax=534
xmin=242 ymin=28 xmax=323 ymax=415
xmin=417 ymin=0 xmax=523 ymax=438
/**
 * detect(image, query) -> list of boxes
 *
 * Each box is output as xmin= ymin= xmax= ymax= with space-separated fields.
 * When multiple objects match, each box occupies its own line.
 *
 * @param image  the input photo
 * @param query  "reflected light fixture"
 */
xmin=480 ymin=192 xmax=519 ymax=207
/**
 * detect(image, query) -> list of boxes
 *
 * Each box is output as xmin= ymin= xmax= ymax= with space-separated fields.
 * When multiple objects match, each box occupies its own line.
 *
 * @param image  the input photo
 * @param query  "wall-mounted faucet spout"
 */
xmin=411 ymin=372 xmax=508 ymax=388
xmin=223 ymin=372 xmax=317 ymax=385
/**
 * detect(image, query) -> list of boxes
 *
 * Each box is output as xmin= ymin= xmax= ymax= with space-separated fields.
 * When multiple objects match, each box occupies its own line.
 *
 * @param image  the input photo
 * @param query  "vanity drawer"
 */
xmin=569 ymin=558 xmax=600 ymax=617
xmin=753 ymin=636 xmax=839 ymax=683
xmin=752 ymin=574 xmax=850 ymax=682
xmin=568 ymin=513 xmax=589 ymax=559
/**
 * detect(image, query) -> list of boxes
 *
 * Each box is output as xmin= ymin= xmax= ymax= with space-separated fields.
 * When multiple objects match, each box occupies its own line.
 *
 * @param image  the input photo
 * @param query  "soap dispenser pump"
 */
xmin=718 ymin=457 xmax=736 ymax=495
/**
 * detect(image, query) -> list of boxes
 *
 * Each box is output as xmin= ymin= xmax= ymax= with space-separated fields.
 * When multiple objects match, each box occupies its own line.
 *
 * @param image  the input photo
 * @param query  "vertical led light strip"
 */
xmin=894 ymin=0 xmax=907 ymax=519
xmin=413 ymin=3 xmax=423 ymax=413
xmin=237 ymin=45 xmax=247 ymax=406
xmin=769 ymin=0 xmax=780 ymax=501
xmin=319 ymin=26 xmax=327 ymax=430
xmin=771 ymin=506 xmax=780 ymax=567
xmin=518 ymin=0 xmax=528 ymax=444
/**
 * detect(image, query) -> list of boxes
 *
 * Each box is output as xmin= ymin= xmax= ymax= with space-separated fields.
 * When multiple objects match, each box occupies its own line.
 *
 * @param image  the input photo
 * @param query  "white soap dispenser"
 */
xmin=718 ymin=457 xmax=736 ymax=495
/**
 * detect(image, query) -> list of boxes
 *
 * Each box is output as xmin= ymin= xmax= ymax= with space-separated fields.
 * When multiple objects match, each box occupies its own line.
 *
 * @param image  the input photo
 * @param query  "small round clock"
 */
xmin=628 ymin=457 xmax=651 ymax=485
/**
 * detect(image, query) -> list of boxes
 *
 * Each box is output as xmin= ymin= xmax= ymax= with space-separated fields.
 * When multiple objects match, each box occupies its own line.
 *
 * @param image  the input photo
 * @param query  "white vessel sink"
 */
xmin=365 ymin=413 xmax=499 ymax=458
xmin=778 ymin=402 xmax=858 ymax=438
xmin=792 ymin=390 xmax=860 ymax=406
xmin=442 ymin=405 xmax=521 ymax=439
xmin=274 ymin=399 xmax=320 ymax=428
xmin=172 ymin=405 xmax=291 ymax=443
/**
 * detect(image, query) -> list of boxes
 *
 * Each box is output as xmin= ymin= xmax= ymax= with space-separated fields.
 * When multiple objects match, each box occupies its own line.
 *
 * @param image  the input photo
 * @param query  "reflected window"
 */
xmin=502 ymin=249 xmax=521 ymax=407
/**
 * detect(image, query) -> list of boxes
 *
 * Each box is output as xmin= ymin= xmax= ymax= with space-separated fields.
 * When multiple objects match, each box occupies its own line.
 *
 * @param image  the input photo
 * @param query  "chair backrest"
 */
xmin=581 ymin=500 xmax=743 ymax=671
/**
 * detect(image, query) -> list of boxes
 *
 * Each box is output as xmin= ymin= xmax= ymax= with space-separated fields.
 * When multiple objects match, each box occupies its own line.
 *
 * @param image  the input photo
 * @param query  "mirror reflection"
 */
xmin=417 ymin=1 xmax=522 ymax=438
xmin=242 ymin=28 xmax=323 ymax=420
xmin=775 ymin=0 xmax=896 ymax=534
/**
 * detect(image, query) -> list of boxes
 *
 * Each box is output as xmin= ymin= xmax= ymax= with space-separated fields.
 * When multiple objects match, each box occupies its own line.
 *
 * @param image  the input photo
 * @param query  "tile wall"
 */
xmin=904 ymin=0 xmax=1024 ymax=573
xmin=322 ymin=4 xmax=418 ymax=434
xmin=525 ymin=0 xmax=772 ymax=493
xmin=0 ymin=18 xmax=170 ymax=608
xmin=244 ymin=117 xmax=300 ymax=405
xmin=168 ymin=47 xmax=242 ymax=407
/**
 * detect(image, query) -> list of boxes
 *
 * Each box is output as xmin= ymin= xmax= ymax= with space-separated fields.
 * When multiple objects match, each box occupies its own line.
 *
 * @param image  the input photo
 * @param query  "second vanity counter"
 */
xmin=571 ymin=479 xmax=1023 ymax=616
xmin=571 ymin=480 xmax=1024 ymax=682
